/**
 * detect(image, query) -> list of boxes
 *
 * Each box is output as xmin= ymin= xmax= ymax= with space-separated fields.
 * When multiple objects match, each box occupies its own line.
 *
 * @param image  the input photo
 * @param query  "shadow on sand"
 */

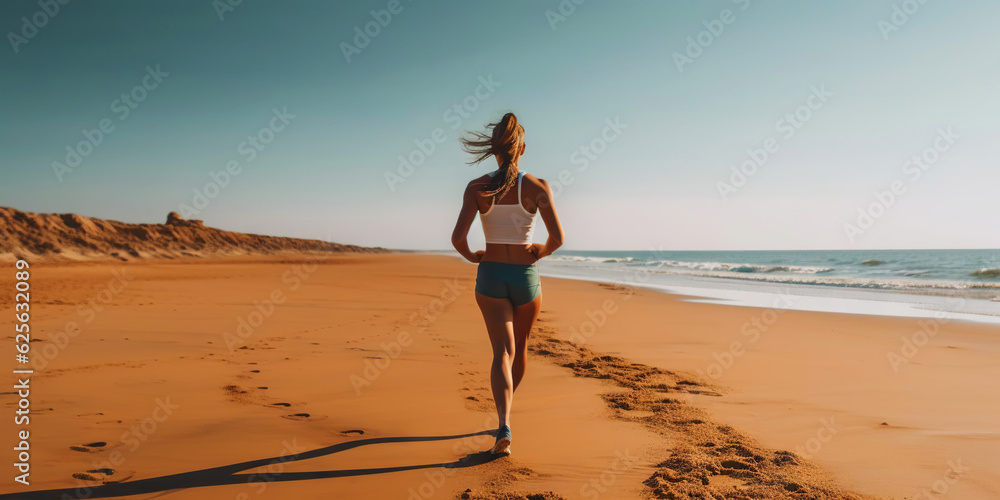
xmin=2 ymin=430 xmax=502 ymax=499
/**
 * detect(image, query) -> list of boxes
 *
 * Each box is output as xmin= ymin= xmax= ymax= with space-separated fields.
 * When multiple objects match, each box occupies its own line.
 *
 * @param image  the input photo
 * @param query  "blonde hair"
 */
xmin=460 ymin=112 xmax=525 ymax=202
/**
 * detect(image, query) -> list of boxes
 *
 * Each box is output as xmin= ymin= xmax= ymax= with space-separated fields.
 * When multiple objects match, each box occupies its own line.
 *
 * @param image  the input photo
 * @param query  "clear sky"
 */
xmin=1 ymin=1 xmax=997 ymax=250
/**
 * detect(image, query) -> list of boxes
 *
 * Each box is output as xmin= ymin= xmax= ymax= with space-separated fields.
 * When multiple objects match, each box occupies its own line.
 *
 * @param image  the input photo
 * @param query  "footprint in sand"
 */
xmin=72 ymin=468 xmax=135 ymax=484
xmin=462 ymin=392 xmax=494 ymax=413
xmin=249 ymin=369 xmax=261 ymax=373
xmin=340 ymin=429 xmax=365 ymax=436
xmin=281 ymin=413 xmax=328 ymax=422
xmin=687 ymin=389 xmax=723 ymax=397
xmin=70 ymin=441 xmax=115 ymax=453
xmin=223 ymin=384 xmax=268 ymax=405
xmin=5 ymin=403 xmax=54 ymax=414
xmin=269 ymin=402 xmax=292 ymax=407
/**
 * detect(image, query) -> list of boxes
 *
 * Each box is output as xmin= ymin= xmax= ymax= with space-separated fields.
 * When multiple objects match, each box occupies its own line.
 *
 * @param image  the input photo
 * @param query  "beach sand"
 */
xmin=2 ymin=254 xmax=996 ymax=499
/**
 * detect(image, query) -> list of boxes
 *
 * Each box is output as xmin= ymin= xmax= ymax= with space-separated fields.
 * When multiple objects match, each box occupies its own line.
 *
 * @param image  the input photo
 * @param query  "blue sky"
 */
xmin=1 ymin=1 xmax=998 ymax=250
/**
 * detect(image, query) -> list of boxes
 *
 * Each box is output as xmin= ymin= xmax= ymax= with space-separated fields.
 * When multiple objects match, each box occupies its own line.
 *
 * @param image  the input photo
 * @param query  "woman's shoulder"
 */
xmin=521 ymin=172 xmax=551 ymax=191
xmin=465 ymin=174 xmax=492 ymax=194
xmin=467 ymin=173 xmax=492 ymax=185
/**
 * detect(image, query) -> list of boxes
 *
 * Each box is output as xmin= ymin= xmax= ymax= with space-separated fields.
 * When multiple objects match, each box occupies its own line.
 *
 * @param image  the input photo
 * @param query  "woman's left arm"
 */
xmin=531 ymin=178 xmax=564 ymax=259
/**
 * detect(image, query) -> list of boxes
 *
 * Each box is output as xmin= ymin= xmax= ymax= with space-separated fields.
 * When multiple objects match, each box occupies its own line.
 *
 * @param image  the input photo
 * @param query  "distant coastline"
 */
xmin=0 ymin=207 xmax=388 ymax=262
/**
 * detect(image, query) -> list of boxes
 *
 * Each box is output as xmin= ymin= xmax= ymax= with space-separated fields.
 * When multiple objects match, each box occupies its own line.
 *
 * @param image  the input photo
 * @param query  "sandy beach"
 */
xmin=3 ymin=253 xmax=995 ymax=499
xmin=6 ymin=2 xmax=999 ymax=498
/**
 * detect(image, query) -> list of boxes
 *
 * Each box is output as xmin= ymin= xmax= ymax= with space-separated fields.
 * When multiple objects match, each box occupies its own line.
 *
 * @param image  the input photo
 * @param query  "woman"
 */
xmin=451 ymin=112 xmax=565 ymax=455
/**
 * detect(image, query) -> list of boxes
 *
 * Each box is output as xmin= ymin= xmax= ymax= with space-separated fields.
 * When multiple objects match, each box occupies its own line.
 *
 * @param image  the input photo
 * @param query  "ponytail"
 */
xmin=460 ymin=112 xmax=525 ymax=202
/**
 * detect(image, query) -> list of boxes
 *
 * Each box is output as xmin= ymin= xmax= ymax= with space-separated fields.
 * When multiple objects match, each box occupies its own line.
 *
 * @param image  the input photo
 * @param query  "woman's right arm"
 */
xmin=451 ymin=181 xmax=484 ymax=263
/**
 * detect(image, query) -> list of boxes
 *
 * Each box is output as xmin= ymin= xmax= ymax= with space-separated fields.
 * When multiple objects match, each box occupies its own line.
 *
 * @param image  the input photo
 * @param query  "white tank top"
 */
xmin=480 ymin=170 xmax=537 ymax=245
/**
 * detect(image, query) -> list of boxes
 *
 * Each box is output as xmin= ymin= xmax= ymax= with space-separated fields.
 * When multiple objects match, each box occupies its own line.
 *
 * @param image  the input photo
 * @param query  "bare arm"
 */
xmin=533 ymin=178 xmax=564 ymax=259
xmin=451 ymin=181 xmax=484 ymax=263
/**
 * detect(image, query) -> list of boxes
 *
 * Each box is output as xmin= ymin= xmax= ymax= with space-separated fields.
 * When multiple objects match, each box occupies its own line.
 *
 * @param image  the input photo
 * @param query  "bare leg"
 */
xmin=476 ymin=292 xmax=515 ymax=428
xmin=512 ymin=293 xmax=541 ymax=391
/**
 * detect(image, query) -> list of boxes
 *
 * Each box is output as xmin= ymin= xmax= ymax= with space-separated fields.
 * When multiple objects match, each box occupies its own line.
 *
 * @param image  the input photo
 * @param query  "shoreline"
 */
xmin=3 ymin=253 xmax=996 ymax=498
xmin=420 ymin=250 xmax=1000 ymax=325
xmin=540 ymin=270 xmax=1000 ymax=326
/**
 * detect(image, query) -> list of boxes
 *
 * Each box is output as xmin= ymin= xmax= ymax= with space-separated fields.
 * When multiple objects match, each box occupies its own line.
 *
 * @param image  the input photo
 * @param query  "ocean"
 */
xmin=534 ymin=249 xmax=1000 ymax=324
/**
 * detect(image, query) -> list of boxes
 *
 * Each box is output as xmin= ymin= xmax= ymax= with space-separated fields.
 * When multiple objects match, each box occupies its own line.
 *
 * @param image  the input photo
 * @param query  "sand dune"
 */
xmin=0 ymin=207 xmax=386 ymax=262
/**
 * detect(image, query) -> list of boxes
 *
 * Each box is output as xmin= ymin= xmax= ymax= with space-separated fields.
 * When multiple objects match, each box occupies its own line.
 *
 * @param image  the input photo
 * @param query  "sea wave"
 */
xmin=649 ymin=260 xmax=834 ymax=275
xmin=548 ymin=255 xmax=635 ymax=264
xmin=897 ymin=269 xmax=932 ymax=277
xmin=548 ymin=255 xmax=836 ymax=274
xmin=861 ymin=259 xmax=886 ymax=266
xmin=603 ymin=257 xmax=635 ymax=263
xmin=646 ymin=269 xmax=1000 ymax=292
xmin=971 ymin=268 xmax=1000 ymax=279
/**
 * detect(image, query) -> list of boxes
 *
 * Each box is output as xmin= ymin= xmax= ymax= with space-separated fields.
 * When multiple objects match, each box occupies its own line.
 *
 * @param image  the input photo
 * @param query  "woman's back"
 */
xmin=469 ymin=170 xmax=552 ymax=265
xmin=478 ymin=170 xmax=537 ymax=245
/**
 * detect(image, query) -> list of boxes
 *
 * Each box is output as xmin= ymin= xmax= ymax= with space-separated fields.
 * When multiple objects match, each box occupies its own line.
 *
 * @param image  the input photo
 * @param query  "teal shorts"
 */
xmin=475 ymin=261 xmax=541 ymax=306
